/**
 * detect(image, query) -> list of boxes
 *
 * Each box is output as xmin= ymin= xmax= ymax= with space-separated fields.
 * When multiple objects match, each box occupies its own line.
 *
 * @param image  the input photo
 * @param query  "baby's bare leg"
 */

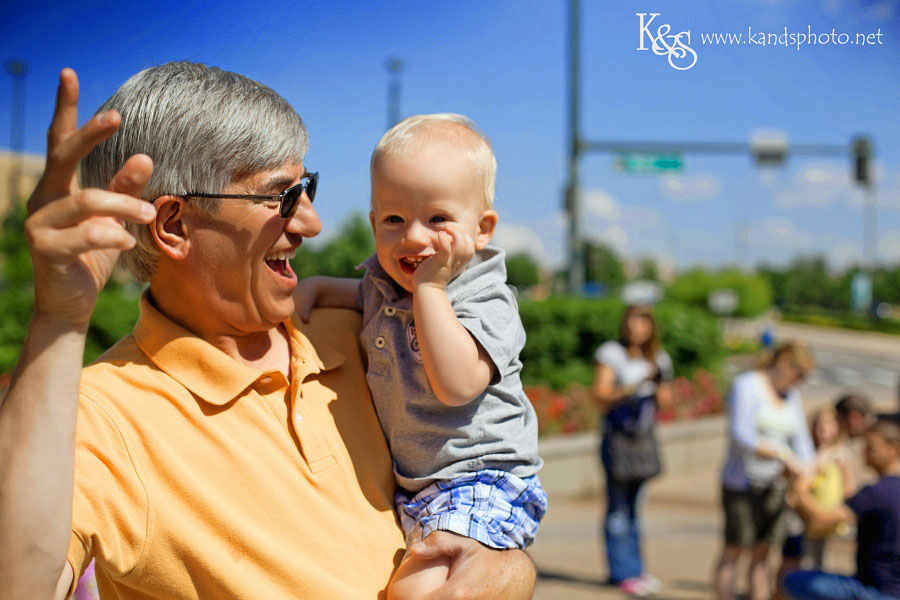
xmin=387 ymin=552 xmax=451 ymax=600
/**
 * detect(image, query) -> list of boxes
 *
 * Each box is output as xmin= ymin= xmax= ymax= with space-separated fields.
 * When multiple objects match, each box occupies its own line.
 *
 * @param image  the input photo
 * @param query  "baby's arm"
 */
xmin=294 ymin=276 xmax=361 ymax=322
xmin=412 ymin=228 xmax=495 ymax=407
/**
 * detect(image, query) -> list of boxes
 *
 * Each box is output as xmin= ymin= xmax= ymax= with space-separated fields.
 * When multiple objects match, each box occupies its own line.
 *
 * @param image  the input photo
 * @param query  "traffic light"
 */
xmin=853 ymin=136 xmax=872 ymax=187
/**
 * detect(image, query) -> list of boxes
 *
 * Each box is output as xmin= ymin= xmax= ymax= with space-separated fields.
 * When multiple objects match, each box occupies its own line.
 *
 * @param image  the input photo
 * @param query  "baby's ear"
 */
xmin=369 ymin=210 xmax=377 ymax=234
xmin=475 ymin=209 xmax=498 ymax=250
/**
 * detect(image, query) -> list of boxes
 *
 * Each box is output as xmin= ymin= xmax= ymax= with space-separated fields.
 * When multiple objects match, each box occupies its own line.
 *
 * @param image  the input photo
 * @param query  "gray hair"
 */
xmin=81 ymin=61 xmax=308 ymax=282
xmin=371 ymin=113 xmax=497 ymax=208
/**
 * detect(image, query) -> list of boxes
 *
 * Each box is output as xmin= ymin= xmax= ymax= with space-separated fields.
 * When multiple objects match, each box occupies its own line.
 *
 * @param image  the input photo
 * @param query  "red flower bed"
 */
xmin=527 ymin=370 xmax=725 ymax=437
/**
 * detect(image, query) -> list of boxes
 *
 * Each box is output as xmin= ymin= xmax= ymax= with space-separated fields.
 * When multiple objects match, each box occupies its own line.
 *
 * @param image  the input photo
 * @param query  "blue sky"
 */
xmin=1 ymin=0 xmax=898 ymax=272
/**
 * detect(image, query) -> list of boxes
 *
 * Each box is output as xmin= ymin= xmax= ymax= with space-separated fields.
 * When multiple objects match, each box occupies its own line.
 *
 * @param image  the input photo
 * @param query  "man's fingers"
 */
xmin=109 ymin=154 xmax=154 ymax=197
xmin=45 ymin=110 xmax=122 ymax=190
xmin=35 ymin=189 xmax=155 ymax=230
xmin=31 ymin=221 xmax=136 ymax=262
xmin=409 ymin=532 xmax=464 ymax=561
xmin=47 ymin=68 xmax=79 ymax=150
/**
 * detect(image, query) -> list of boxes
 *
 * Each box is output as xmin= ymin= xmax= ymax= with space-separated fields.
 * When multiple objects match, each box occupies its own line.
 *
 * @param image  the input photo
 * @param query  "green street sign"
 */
xmin=615 ymin=152 xmax=683 ymax=174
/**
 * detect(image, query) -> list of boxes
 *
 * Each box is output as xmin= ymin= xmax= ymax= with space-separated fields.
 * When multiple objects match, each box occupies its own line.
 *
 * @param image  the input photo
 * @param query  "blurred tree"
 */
xmin=583 ymin=242 xmax=625 ymax=291
xmin=666 ymin=267 xmax=772 ymax=318
xmin=873 ymin=264 xmax=900 ymax=305
xmin=292 ymin=213 xmax=375 ymax=279
xmin=636 ymin=257 xmax=660 ymax=281
xmin=506 ymin=253 xmax=540 ymax=289
xmin=781 ymin=256 xmax=847 ymax=310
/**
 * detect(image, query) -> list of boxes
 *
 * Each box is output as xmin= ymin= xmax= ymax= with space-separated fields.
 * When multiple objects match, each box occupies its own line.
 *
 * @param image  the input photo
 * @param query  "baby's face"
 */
xmin=370 ymin=144 xmax=496 ymax=292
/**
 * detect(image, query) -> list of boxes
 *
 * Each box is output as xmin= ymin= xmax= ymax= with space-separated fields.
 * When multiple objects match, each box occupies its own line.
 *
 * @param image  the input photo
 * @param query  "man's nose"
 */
xmin=284 ymin=196 xmax=322 ymax=238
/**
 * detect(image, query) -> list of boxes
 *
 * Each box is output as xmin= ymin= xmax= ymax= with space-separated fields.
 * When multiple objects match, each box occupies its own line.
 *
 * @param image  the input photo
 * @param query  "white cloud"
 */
xmin=800 ymin=165 xmax=847 ymax=186
xmin=774 ymin=163 xmax=849 ymax=208
xmin=581 ymin=189 xmax=621 ymax=220
xmin=586 ymin=225 xmax=629 ymax=253
xmin=492 ymin=223 xmax=549 ymax=265
xmin=660 ymin=174 xmax=721 ymax=202
xmin=880 ymin=232 xmax=900 ymax=264
xmin=774 ymin=163 xmax=898 ymax=210
xmin=750 ymin=217 xmax=815 ymax=249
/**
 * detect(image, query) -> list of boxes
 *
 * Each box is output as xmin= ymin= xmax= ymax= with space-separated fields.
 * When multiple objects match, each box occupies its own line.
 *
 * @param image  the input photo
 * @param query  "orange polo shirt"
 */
xmin=67 ymin=295 xmax=404 ymax=599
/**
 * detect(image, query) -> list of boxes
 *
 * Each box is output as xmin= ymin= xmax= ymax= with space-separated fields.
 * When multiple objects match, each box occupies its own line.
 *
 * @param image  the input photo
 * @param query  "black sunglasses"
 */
xmin=171 ymin=171 xmax=318 ymax=218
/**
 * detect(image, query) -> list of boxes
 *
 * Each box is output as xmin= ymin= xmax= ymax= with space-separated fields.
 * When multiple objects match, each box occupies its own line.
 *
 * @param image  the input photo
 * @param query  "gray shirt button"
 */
xmin=375 ymin=336 xmax=386 ymax=348
xmin=384 ymin=306 xmax=396 ymax=316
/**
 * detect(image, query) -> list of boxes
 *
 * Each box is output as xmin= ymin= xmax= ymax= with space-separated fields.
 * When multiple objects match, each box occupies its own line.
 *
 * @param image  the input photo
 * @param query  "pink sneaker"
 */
xmin=618 ymin=577 xmax=651 ymax=597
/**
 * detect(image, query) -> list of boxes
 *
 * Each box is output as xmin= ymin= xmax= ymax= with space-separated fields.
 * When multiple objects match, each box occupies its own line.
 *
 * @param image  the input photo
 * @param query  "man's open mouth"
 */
xmin=265 ymin=250 xmax=296 ymax=278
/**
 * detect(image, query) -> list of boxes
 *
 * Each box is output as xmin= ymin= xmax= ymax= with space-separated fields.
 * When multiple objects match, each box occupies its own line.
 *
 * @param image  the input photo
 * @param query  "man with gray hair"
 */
xmin=0 ymin=62 xmax=535 ymax=599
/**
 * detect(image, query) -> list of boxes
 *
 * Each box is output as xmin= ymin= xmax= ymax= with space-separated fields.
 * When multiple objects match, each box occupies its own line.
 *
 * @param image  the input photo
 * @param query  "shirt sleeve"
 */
xmin=728 ymin=376 xmax=760 ymax=453
xmin=67 ymin=394 xmax=149 ymax=597
xmin=453 ymin=282 xmax=525 ymax=385
xmin=594 ymin=340 xmax=623 ymax=368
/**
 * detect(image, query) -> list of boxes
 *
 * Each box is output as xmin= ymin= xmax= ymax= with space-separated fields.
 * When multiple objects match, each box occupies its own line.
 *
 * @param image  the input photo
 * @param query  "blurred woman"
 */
xmin=592 ymin=305 xmax=673 ymax=597
xmin=714 ymin=342 xmax=816 ymax=600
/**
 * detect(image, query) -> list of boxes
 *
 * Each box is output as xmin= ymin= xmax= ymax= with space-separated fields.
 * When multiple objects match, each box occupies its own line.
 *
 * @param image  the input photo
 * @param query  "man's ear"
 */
xmin=151 ymin=196 xmax=191 ymax=260
xmin=474 ymin=209 xmax=498 ymax=250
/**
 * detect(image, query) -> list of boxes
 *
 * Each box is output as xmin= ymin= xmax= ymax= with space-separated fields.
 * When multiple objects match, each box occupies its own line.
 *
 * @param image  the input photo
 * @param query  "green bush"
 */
xmin=292 ymin=213 xmax=374 ymax=279
xmin=505 ymin=253 xmax=540 ymax=289
xmin=518 ymin=297 xmax=725 ymax=390
xmin=666 ymin=268 xmax=772 ymax=318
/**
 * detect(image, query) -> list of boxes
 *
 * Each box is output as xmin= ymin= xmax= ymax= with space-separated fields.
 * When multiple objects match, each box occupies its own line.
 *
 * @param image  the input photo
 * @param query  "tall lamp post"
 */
xmin=564 ymin=0 xmax=583 ymax=295
xmin=385 ymin=58 xmax=404 ymax=130
xmin=4 ymin=59 xmax=27 ymax=205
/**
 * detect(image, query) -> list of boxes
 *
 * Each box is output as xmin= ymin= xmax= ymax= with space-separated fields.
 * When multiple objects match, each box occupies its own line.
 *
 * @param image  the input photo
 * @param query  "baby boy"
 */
xmin=295 ymin=114 xmax=545 ymax=599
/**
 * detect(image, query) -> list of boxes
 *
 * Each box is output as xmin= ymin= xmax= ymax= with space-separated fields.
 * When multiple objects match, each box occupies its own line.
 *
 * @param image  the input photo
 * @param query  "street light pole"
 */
xmin=4 ymin=59 xmax=27 ymax=205
xmin=386 ymin=58 xmax=404 ymax=130
xmin=565 ymin=0 xmax=584 ymax=295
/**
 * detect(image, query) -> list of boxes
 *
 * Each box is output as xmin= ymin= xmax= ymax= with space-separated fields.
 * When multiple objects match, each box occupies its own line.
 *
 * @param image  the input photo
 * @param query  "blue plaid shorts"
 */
xmin=394 ymin=469 xmax=548 ymax=550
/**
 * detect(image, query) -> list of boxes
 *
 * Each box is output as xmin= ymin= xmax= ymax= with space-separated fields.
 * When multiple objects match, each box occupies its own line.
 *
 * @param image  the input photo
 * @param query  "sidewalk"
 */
xmin=530 ymin=467 xmax=856 ymax=600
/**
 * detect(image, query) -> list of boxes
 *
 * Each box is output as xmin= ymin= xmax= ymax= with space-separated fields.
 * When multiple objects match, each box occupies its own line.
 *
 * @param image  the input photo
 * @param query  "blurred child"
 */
xmin=804 ymin=407 xmax=854 ymax=567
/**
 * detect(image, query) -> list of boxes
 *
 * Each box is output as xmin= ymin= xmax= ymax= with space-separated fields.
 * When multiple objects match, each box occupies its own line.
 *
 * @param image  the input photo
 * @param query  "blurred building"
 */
xmin=0 ymin=149 xmax=43 ymax=218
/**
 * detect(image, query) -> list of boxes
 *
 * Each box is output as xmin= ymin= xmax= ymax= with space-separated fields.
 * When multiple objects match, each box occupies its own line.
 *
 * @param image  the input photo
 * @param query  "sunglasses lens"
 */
xmin=280 ymin=185 xmax=301 ymax=218
xmin=306 ymin=173 xmax=318 ymax=203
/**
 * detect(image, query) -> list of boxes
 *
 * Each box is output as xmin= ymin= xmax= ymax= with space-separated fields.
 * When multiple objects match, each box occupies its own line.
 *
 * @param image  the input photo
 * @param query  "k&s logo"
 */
xmin=636 ymin=13 xmax=698 ymax=71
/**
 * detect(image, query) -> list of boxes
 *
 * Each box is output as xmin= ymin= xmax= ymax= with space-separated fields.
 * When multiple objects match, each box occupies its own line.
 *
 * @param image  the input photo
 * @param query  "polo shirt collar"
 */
xmin=133 ymin=291 xmax=343 ymax=405
xmin=358 ymin=254 xmax=404 ymax=303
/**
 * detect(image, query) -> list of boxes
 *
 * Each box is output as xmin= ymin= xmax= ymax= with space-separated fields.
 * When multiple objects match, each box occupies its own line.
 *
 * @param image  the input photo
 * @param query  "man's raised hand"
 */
xmin=24 ymin=68 xmax=155 ymax=329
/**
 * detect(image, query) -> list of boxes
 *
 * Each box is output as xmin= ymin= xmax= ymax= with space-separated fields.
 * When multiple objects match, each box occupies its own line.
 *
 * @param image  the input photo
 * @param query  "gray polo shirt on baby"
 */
xmin=358 ymin=245 xmax=542 ymax=493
